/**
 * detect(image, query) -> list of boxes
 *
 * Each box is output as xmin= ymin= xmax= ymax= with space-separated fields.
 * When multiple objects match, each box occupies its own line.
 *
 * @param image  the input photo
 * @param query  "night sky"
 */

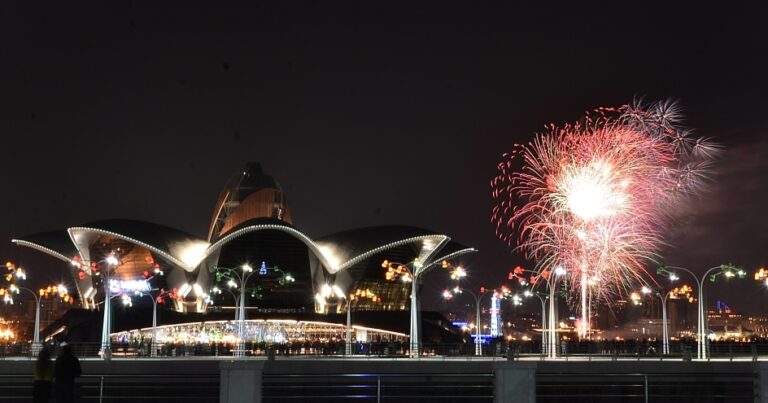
xmin=2 ymin=3 xmax=767 ymax=314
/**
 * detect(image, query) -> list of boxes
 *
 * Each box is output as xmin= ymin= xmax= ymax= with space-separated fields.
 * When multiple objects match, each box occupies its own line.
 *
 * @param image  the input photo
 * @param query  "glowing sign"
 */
xmin=109 ymin=279 xmax=150 ymax=294
xmin=490 ymin=295 xmax=501 ymax=337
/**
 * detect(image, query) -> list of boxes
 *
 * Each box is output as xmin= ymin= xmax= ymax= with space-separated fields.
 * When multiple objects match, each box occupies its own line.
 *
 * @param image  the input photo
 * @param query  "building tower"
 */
xmin=490 ymin=295 xmax=501 ymax=337
xmin=208 ymin=162 xmax=293 ymax=241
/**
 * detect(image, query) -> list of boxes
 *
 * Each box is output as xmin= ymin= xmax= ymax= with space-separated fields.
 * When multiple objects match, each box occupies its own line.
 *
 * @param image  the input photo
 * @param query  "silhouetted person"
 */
xmin=54 ymin=343 xmax=81 ymax=403
xmin=33 ymin=347 xmax=54 ymax=402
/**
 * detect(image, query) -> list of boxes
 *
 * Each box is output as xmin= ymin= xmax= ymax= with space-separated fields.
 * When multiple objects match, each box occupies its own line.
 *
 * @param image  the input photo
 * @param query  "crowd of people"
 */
xmin=109 ymin=339 xmax=413 ymax=357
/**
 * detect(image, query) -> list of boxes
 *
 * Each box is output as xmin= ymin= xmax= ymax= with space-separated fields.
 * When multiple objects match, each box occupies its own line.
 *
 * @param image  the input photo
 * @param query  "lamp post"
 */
xmin=383 ymin=259 xmax=423 ymax=357
xmin=756 ymin=268 xmax=768 ymax=288
xmin=210 ymin=286 xmax=241 ymax=322
xmin=230 ymin=264 xmax=256 ymax=357
xmin=443 ymin=286 xmax=492 ymax=356
xmin=508 ymin=266 xmax=551 ymax=355
xmin=212 ymin=263 xmax=295 ymax=357
xmin=636 ymin=286 xmax=672 ymax=355
xmin=3 ymin=283 xmax=70 ymax=354
xmin=657 ymin=264 xmax=745 ymax=360
xmin=106 ymin=265 xmax=176 ymax=358
xmin=636 ymin=283 xmax=695 ymax=355
xmin=138 ymin=288 xmax=179 ymax=358
xmin=384 ymin=259 xmax=466 ymax=358
xmin=314 ymin=283 xmax=349 ymax=354
xmin=520 ymin=290 xmax=548 ymax=355
xmin=346 ymin=298 xmax=351 ymax=356
xmin=3 ymin=263 xmax=72 ymax=355
xmin=95 ymin=252 xmax=121 ymax=359
xmin=541 ymin=266 xmax=567 ymax=358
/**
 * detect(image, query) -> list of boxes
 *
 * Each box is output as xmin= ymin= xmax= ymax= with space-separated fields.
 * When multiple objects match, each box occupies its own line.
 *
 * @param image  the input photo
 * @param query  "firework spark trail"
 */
xmin=491 ymin=100 xmax=719 ymax=337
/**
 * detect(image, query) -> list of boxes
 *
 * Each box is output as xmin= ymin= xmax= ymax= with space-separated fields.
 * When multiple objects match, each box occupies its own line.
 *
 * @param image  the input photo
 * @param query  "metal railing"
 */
xmin=537 ymin=371 xmax=757 ymax=402
xmin=262 ymin=373 xmax=494 ymax=402
xmin=1 ymin=340 xmax=767 ymax=361
xmin=0 ymin=373 xmax=219 ymax=402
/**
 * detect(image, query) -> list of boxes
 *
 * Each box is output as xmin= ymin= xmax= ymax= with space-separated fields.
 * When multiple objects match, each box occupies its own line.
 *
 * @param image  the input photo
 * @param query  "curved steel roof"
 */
xmin=77 ymin=219 xmax=205 ymax=249
xmin=13 ymin=221 xmax=476 ymax=277
xmin=11 ymin=230 xmax=79 ymax=263
xmin=203 ymin=217 xmax=336 ymax=272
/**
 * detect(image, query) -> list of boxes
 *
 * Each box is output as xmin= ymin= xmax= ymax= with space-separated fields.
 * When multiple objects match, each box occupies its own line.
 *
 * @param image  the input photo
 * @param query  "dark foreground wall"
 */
xmin=0 ymin=359 xmax=765 ymax=402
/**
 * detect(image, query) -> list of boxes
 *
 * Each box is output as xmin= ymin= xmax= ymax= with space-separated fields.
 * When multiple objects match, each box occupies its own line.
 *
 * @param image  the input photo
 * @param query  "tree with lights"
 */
xmin=209 ymin=262 xmax=295 ymax=357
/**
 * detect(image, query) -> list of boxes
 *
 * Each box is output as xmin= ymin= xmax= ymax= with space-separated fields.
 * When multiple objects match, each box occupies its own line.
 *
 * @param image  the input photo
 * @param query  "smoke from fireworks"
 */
xmin=491 ymin=100 xmax=719 ymax=326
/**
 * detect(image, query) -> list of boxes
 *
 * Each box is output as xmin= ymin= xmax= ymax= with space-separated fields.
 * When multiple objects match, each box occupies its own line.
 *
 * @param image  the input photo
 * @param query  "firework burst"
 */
xmin=491 ymin=99 xmax=719 ymax=336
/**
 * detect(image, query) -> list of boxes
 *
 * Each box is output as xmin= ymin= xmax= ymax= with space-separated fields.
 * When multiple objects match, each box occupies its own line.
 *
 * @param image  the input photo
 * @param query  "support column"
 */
xmin=220 ymin=361 xmax=266 ymax=403
xmin=101 ymin=283 xmax=112 ymax=360
xmin=580 ymin=269 xmax=588 ymax=339
xmin=759 ymin=363 xmax=768 ymax=403
xmin=548 ymin=285 xmax=557 ymax=358
xmin=493 ymin=362 xmax=536 ymax=403
xmin=409 ymin=279 xmax=419 ymax=358
xmin=151 ymin=302 xmax=158 ymax=357
xmin=345 ymin=304 xmax=352 ymax=356
xmin=31 ymin=299 xmax=41 ymax=356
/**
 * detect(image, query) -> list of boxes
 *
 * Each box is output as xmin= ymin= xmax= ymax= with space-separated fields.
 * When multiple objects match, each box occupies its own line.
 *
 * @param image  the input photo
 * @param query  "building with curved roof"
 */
xmin=12 ymin=162 xmax=476 ymax=340
xmin=208 ymin=162 xmax=293 ymax=241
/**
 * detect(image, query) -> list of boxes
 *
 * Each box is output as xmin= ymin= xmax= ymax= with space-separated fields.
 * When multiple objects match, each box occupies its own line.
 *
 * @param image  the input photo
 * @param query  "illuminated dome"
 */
xmin=208 ymin=162 xmax=293 ymax=241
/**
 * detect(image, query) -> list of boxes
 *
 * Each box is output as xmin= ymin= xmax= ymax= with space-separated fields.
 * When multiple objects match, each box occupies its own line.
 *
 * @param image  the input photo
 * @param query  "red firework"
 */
xmin=491 ymin=100 xmax=719 ymax=313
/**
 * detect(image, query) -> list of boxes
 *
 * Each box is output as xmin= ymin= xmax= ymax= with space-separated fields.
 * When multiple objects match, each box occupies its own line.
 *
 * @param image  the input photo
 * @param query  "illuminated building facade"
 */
xmin=114 ymin=319 xmax=407 ymax=346
xmin=12 ymin=162 xmax=476 ymax=338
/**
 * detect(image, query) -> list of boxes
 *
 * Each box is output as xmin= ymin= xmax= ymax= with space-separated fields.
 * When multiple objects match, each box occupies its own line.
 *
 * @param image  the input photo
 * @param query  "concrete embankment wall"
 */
xmin=0 ymin=359 xmax=764 ymax=402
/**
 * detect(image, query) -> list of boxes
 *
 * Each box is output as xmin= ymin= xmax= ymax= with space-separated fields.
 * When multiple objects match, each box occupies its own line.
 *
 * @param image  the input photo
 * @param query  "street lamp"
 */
xmin=657 ymin=264 xmax=746 ymax=360
xmin=226 ymin=264 xmax=255 ymax=357
xmin=342 ymin=288 xmax=380 ymax=356
xmin=315 ymin=283 xmax=366 ymax=355
xmin=637 ymin=286 xmax=668 ymax=354
xmin=523 ymin=290 xmax=549 ymax=355
xmin=383 ymin=258 xmax=466 ymax=358
xmin=756 ymin=268 xmax=768 ymax=288
xmin=383 ymin=258 xmax=422 ymax=358
xmin=105 ymin=267 xmax=172 ymax=356
xmin=139 ymin=287 xmax=180 ymax=357
xmin=209 ymin=286 xmax=242 ymax=321
xmin=545 ymin=266 xmax=567 ymax=358
xmin=211 ymin=262 xmax=295 ymax=357
xmin=443 ymin=285 xmax=492 ymax=356
xmin=2 ymin=263 xmax=72 ymax=354
xmin=508 ymin=266 xmax=549 ymax=355
xmin=634 ymin=281 xmax=696 ymax=355
xmin=98 ymin=252 xmax=121 ymax=360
